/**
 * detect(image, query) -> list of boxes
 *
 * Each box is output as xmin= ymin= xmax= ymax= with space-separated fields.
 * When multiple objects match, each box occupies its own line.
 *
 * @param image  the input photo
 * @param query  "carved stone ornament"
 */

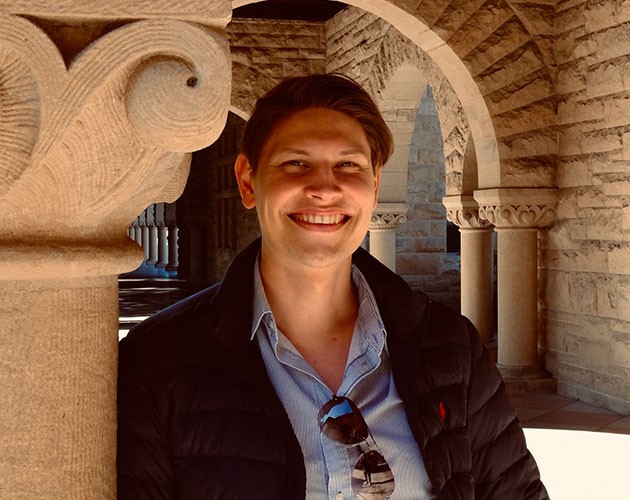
xmin=370 ymin=212 xmax=408 ymax=229
xmin=0 ymin=13 xmax=231 ymax=279
xmin=474 ymin=188 xmax=558 ymax=229
xmin=443 ymin=195 xmax=492 ymax=230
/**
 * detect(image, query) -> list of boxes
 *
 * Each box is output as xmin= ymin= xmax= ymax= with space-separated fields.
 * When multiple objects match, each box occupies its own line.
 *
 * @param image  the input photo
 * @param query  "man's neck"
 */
xmin=259 ymin=250 xmax=358 ymax=392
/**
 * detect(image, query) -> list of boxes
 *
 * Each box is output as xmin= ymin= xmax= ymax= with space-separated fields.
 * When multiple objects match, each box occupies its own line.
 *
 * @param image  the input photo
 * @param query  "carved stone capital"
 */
xmin=474 ymin=188 xmax=558 ymax=229
xmin=370 ymin=203 xmax=408 ymax=230
xmin=443 ymin=195 xmax=492 ymax=230
xmin=0 ymin=14 xmax=230 ymax=278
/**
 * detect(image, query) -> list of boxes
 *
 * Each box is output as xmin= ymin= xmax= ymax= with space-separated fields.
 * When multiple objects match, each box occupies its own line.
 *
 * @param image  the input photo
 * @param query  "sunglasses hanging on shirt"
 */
xmin=318 ymin=395 xmax=395 ymax=500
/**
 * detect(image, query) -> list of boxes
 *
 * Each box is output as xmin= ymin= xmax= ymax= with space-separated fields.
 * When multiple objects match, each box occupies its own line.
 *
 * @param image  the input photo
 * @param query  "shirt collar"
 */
xmin=250 ymin=255 xmax=386 ymax=347
xmin=250 ymin=254 xmax=272 ymax=341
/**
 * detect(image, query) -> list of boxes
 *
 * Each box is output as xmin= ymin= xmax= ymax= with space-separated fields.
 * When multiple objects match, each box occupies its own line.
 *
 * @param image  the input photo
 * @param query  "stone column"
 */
xmin=156 ymin=203 xmax=169 ymax=268
xmin=443 ymin=195 xmax=494 ymax=343
xmin=369 ymin=203 xmax=407 ymax=271
xmin=146 ymin=205 xmax=159 ymax=266
xmin=476 ymin=188 xmax=558 ymax=390
xmin=0 ymin=6 xmax=230 ymax=499
xmin=139 ymin=210 xmax=150 ymax=262
xmin=165 ymin=202 xmax=179 ymax=272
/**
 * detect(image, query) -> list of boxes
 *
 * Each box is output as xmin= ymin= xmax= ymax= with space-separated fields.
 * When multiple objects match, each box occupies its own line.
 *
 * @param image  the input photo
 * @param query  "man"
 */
xmin=117 ymin=74 xmax=548 ymax=500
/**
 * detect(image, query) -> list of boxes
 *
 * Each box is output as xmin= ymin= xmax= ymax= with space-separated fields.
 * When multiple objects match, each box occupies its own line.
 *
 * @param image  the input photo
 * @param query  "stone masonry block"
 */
xmin=576 ymin=97 xmax=606 ymax=122
xmin=544 ymin=317 xmax=581 ymax=355
xmin=398 ymin=220 xmax=431 ymax=237
xmin=542 ymin=246 xmax=609 ymax=273
xmin=586 ymin=61 xmax=625 ymax=99
xmin=623 ymin=132 xmax=630 ymax=159
xmin=576 ymin=186 xmax=623 ymax=209
xmin=559 ymin=124 xmax=583 ymax=155
xmin=623 ymin=205 xmax=630 ymax=232
xmin=582 ymin=208 xmax=624 ymax=239
xmin=601 ymin=177 xmax=630 ymax=196
xmin=557 ymin=64 xmax=587 ymax=95
xmin=544 ymin=269 xmax=598 ymax=315
xmin=580 ymin=128 xmax=623 ymax=154
xmin=591 ymin=151 xmax=630 ymax=173
xmin=395 ymin=236 xmax=417 ymax=254
xmin=585 ymin=1 xmax=620 ymax=34
xmin=416 ymin=236 xmax=446 ymax=252
xmin=598 ymin=276 xmax=629 ymax=321
xmin=557 ymin=158 xmax=593 ymax=187
xmin=396 ymin=253 xmax=441 ymax=276
xmin=589 ymin=24 xmax=630 ymax=65
xmin=553 ymin=192 xmax=579 ymax=220
xmin=556 ymin=2 xmax=586 ymax=34
xmin=607 ymin=244 xmax=630 ymax=274
xmin=611 ymin=332 xmax=630 ymax=369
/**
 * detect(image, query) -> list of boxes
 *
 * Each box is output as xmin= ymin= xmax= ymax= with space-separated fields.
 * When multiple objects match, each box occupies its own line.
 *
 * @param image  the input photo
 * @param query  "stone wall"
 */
xmin=228 ymin=18 xmax=327 ymax=115
xmin=541 ymin=0 xmax=630 ymax=413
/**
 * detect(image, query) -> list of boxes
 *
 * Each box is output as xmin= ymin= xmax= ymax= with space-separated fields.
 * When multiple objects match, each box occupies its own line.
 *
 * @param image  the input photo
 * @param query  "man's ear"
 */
xmin=235 ymin=154 xmax=256 ymax=209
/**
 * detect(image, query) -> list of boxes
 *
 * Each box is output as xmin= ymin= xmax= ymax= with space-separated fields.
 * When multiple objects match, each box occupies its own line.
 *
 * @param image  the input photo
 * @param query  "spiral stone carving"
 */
xmin=124 ymin=22 xmax=230 ymax=152
xmin=0 ymin=14 xmax=231 ymax=278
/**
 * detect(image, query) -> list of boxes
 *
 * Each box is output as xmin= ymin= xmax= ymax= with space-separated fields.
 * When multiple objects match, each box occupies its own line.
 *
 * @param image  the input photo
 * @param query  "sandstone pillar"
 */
xmin=444 ymin=195 xmax=494 ymax=343
xmin=0 ymin=5 xmax=230 ymax=499
xmin=476 ymin=189 xmax=558 ymax=391
xmin=167 ymin=226 xmax=180 ymax=272
xmin=139 ymin=211 xmax=150 ymax=262
xmin=155 ymin=204 xmax=169 ymax=268
xmin=165 ymin=202 xmax=179 ymax=272
xmin=369 ymin=203 xmax=407 ymax=271
xmin=146 ymin=206 xmax=158 ymax=266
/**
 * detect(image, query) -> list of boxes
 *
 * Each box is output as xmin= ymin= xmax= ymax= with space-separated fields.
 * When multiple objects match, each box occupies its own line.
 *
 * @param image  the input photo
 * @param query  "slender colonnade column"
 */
xmin=475 ymin=188 xmax=558 ymax=387
xmin=0 ymin=4 xmax=230 ymax=498
xmin=369 ymin=203 xmax=408 ymax=271
xmin=443 ymin=195 xmax=495 ymax=343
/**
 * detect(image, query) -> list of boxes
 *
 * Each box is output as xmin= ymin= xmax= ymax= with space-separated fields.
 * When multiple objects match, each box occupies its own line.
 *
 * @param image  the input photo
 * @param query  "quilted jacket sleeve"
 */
xmin=465 ymin=318 xmax=549 ymax=500
xmin=117 ymin=334 xmax=177 ymax=500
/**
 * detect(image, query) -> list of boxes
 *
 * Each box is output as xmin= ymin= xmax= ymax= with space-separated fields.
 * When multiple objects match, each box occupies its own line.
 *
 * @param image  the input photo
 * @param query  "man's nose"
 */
xmin=304 ymin=166 xmax=342 ymax=201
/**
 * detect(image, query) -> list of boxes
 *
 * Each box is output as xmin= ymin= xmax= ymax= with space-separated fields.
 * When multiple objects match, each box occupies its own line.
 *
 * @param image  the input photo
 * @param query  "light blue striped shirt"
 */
xmin=251 ymin=260 xmax=435 ymax=499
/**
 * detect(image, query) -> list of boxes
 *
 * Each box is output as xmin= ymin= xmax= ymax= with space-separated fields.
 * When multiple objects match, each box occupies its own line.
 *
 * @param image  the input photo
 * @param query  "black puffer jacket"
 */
xmin=117 ymin=239 xmax=548 ymax=499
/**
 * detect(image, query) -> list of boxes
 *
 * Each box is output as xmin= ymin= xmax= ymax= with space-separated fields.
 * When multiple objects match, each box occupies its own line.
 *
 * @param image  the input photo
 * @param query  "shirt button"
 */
xmin=335 ymin=493 xmax=344 ymax=500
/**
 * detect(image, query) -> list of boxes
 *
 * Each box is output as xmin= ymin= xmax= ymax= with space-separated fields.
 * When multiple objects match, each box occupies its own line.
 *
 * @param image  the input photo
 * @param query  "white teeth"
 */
xmin=293 ymin=213 xmax=345 ymax=224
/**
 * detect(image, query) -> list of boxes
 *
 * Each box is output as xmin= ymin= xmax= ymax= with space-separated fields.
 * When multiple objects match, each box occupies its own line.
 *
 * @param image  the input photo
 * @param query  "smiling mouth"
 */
xmin=290 ymin=213 xmax=349 ymax=225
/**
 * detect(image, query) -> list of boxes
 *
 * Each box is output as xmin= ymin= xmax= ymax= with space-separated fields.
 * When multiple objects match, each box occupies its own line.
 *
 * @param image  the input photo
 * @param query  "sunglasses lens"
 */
xmin=351 ymin=450 xmax=395 ymax=499
xmin=318 ymin=397 xmax=369 ymax=445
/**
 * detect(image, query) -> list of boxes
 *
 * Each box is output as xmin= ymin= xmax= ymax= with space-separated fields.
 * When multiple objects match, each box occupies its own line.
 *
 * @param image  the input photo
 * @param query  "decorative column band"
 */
xmin=473 ymin=188 xmax=559 ymax=229
xmin=443 ymin=195 xmax=492 ymax=230
xmin=370 ymin=203 xmax=408 ymax=230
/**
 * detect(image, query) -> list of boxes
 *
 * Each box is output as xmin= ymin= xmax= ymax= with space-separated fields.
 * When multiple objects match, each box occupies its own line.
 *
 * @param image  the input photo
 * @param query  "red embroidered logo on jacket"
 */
xmin=439 ymin=401 xmax=447 ymax=422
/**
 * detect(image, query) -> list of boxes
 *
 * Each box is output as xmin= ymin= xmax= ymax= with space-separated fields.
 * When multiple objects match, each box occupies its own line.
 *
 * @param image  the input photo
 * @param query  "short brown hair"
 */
xmin=241 ymin=74 xmax=393 ymax=172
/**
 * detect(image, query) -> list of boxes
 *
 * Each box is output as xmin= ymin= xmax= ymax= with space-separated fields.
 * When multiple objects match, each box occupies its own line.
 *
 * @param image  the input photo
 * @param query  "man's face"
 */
xmin=235 ymin=107 xmax=381 ymax=269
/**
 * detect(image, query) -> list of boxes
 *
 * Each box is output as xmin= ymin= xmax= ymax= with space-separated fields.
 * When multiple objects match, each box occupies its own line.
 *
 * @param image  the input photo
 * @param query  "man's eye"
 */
xmin=286 ymin=160 xmax=305 ymax=167
xmin=337 ymin=161 xmax=360 ymax=169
